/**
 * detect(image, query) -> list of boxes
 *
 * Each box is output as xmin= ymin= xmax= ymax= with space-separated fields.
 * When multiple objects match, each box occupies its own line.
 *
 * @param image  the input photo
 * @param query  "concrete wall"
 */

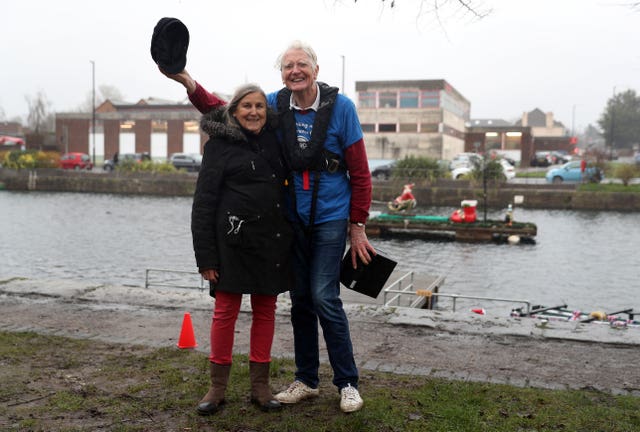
xmin=3 ymin=170 xmax=640 ymax=211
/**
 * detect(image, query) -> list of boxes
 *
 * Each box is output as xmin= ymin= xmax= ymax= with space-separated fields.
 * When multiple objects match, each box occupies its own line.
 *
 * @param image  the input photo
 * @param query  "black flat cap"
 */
xmin=150 ymin=17 xmax=189 ymax=74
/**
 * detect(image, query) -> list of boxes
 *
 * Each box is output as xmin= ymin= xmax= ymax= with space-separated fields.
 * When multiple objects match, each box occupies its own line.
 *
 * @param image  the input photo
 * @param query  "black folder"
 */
xmin=340 ymin=248 xmax=398 ymax=298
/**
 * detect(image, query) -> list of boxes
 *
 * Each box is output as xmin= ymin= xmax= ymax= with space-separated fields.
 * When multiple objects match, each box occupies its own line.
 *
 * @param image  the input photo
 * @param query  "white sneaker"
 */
xmin=275 ymin=380 xmax=319 ymax=404
xmin=340 ymin=384 xmax=363 ymax=413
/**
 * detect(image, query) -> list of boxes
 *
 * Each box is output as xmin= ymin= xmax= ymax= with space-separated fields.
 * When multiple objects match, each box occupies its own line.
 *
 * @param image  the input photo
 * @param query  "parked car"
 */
xmin=451 ymin=159 xmax=515 ymax=181
xmin=545 ymin=161 xmax=603 ymax=184
xmin=551 ymin=150 xmax=572 ymax=164
xmin=530 ymin=151 xmax=552 ymax=167
xmin=635 ymin=153 xmax=640 ymax=167
xmin=169 ymin=153 xmax=202 ymax=172
xmin=370 ymin=161 xmax=396 ymax=180
xmin=59 ymin=152 xmax=93 ymax=170
xmin=103 ymin=152 xmax=150 ymax=171
xmin=488 ymin=150 xmax=517 ymax=167
xmin=449 ymin=152 xmax=482 ymax=170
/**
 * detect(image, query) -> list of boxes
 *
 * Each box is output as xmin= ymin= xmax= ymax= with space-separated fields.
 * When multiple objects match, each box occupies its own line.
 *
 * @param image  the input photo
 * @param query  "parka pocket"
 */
xmin=224 ymin=213 xmax=261 ymax=247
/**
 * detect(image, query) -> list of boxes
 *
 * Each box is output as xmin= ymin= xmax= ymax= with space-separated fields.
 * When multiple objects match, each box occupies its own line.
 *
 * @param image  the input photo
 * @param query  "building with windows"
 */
xmin=55 ymin=97 xmax=207 ymax=162
xmin=464 ymin=119 xmax=533 ymax=165
xmin=465 ymin=110 xmax=575 ymax=167
xmin=355 ymin=80 xmax=470 ymax=161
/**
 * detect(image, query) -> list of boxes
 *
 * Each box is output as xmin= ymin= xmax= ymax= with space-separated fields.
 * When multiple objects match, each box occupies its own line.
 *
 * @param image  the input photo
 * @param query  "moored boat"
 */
xmin=511 ymin=304 xmax=639 ymax=328
xmin=366 ymin=212 xmax=537 ymax=243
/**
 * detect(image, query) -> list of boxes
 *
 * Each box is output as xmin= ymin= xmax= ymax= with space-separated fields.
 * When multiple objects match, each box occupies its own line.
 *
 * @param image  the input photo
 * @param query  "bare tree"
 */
xmin=25 ymin=90 xmax=54 ymax=135
xmin=351 ymin=0 xmax=492 ymax=20
xmin=346 ymin=0 xmax=492 ymax=37
xmin=77 ymin=85 xmax=126 ymax=112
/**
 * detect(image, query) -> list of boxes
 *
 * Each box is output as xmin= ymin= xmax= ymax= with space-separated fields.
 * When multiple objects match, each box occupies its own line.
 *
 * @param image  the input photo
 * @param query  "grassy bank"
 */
xmin=1 ymin=331 xmax=638 ymax=431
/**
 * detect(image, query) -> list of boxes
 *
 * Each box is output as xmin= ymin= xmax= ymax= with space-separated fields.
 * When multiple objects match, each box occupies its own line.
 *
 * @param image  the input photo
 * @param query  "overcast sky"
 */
xmin=2 ymin=0 xmax=639 ymax=132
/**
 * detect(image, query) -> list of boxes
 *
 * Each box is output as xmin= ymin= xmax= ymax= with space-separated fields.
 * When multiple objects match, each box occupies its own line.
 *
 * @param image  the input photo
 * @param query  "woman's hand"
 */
xmin=158 ymin=66 xmax=197 ymax=94
xmin=200 ymin=268 xmax=219 ymax=284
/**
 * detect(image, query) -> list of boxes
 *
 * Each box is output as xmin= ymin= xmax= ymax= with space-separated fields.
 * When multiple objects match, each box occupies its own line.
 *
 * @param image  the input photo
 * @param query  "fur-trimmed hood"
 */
xmin=199 ymin=106 xmax=278 ymax=143
xmin=199 ymin=107 xmax=248 ymax=143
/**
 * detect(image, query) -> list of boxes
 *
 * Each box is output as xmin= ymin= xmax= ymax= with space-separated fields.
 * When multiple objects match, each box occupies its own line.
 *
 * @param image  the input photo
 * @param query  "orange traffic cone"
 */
xmin=177 ymin=312 xmax=198 ymax=349
xmin=471 ymin=308 xmax=486 ymax=315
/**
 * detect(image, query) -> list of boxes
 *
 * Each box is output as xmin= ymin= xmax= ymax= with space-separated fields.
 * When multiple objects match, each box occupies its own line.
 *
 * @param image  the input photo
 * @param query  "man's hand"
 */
xmin=349 ymin=224 xmax=376 ymax=268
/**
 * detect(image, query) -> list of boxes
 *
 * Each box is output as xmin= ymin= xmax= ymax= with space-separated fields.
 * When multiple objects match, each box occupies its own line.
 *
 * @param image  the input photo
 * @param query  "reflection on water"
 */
xmin=2 ymin=191 xmax=638 ymax=313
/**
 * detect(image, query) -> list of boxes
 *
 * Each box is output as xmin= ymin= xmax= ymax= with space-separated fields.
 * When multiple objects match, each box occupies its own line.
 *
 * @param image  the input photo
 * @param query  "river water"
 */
xmin=2 ymin=191 xmax=638 ymax=314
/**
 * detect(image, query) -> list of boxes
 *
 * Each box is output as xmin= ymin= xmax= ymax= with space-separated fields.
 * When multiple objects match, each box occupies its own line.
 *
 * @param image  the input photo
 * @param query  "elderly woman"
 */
xmin=163 ymin=40 xmax=374 ymax=414
xmin=191 ymin=83 xmax=292 ymax=415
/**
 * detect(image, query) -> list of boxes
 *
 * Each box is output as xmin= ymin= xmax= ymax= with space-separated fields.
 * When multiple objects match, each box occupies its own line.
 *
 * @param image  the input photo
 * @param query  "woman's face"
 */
xmin=280 ymin=48 xmax=318 ymax=93
xmin=233 ymin=92 xmax=267 ymax=134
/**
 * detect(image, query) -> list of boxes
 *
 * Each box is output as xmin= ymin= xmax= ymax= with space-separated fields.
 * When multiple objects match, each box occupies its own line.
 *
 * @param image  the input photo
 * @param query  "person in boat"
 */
xmin=388 ymin=183 xmax=417 ymax=212
xmin=160 ymin=40 xmax=374 ymax=413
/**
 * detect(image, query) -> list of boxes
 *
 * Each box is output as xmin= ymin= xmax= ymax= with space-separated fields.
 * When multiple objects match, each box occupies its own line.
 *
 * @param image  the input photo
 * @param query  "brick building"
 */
xmin=55 ymin=97 xmax=207 ymax=161
xmin=464 ymin=119 xmax=534 ymax=165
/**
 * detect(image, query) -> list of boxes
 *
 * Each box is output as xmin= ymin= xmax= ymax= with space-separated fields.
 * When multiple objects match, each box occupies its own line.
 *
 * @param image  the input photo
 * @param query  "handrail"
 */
xmin=382 ymin=271 xmax=530 ymax=313
xmin=383 ymin=272 xmax=445 ymax=308
xmin=145 ymin=268 xmax=205 ymax=291
xmin=383 ymin=271 xmax=416 ymax=307
xmin=423 ymin=292 xmax=531 ymax=314
xmin=145 ymin=267 xmax=531 ymax=314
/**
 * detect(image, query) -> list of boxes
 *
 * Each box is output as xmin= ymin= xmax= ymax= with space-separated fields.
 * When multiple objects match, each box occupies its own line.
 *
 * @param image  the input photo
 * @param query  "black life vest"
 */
xmin=275 ymin=82 xmax=345 ymax=232
xmin=276 ymin=82 xmax=343 ymax=173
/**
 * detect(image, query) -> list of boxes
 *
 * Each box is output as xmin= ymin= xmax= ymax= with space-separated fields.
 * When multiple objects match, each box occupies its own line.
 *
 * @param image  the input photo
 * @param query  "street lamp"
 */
xmin=610 ymin=87 xmax=616 ymax=161
xmin=90 ymin=60 xmax=96 ymax=165
xmin=340 ymin=55 xmax=345 ymax=95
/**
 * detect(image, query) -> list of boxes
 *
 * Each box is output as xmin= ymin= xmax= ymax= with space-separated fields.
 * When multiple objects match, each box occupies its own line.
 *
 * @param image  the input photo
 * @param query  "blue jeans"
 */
xmin=290 ymin=219 xmax=358 ymax=390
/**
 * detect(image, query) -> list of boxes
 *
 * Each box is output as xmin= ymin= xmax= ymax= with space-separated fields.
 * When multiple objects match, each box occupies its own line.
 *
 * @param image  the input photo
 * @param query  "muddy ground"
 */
xmin=0 ymin=278 xmax=638 ymax=398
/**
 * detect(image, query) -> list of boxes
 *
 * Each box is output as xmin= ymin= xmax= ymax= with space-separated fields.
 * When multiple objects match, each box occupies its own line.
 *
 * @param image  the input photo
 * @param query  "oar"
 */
xmin=519 ymin=304 xmax=568 ymax=317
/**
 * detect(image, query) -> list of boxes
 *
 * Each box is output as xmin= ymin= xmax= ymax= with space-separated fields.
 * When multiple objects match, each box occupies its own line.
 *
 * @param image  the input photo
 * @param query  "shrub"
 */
xmin=614 ymin=163 xmax=638 ymax=186
xmin=469 ymin=159 xmax=506 ymax=181
xmin=1 ymin=150 xmax=59 ymax=169
xmin=393 ymin=156 xmax=448 ymax=181
xmin=116 ymin=159 xmax=178 ymax=174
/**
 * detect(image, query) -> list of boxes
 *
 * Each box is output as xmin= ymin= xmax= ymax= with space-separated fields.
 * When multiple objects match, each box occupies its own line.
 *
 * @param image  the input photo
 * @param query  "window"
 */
xmin=120 ymin=121 xmax=135 ymax=132
xmin=420 ymin=90 xmax=440 ymax=108
xmin=184 ymin=121 xmax=199 ymax=133
xmin=379 ymin=92 xmax=397 ymax=108
xmin=399 ymin=91 xmax=419 ymax=108
xmin=152 ymin=120 xmax=167 ymax=132
xmin=440 ymin=92 xmax=467 ymax=117
xmin=379 ymin=123 xmax=397 ymax=132
xmin=399 ymin=123 xmax=418 ymax=132
xmin=358 ymin=92 xmax=376 ymax=108
xmin=420 ymin=123 xmax=439 ymax=133
xmin=361 ymin=123 xmax=375 ymax=132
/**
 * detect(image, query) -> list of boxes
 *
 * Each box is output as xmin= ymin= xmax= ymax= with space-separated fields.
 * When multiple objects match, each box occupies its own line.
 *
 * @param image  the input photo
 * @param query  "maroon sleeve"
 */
xmin=188 ymin=81 xmax=227 ymax=114
xmin=344 ymin=138 xmax=372 ymax=223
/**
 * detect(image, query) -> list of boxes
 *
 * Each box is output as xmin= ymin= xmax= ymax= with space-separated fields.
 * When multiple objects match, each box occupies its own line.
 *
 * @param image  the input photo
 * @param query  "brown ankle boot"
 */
xmin=249 ymin=361 xmax=282 ymax=412
xmin=196 ymin=363 xmax=231 ymax=415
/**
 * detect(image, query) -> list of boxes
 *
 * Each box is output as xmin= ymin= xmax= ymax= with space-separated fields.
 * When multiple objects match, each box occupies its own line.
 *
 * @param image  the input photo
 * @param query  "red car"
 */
xmin=60 ymin=152 xmax=93 ymax=170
